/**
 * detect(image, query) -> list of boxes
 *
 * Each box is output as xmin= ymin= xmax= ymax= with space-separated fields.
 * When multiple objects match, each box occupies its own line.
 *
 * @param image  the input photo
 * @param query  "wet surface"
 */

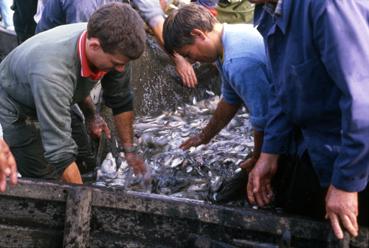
xmin=95 ymin=95 xmax=254 ymax=202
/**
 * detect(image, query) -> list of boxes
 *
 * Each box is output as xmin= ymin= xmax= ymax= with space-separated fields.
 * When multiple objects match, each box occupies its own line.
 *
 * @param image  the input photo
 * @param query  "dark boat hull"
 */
xmin=1 ymin=179 xmax=368 ymax=248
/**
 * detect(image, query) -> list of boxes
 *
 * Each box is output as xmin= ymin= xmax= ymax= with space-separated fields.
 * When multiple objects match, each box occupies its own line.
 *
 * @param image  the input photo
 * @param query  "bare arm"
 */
xmin=149 ymin=16 xmax=198 ymax=87
xmin=0 ymin=138 xmax=17 ymax=191
xmin=240 ymin=129 xmax=264 ymax=172
xmin=78 ymin=96 xmax=111 ymax=139
xmin=113 ymin=111 xmax=146 ymax=175
xmin=181 ymin=99 xmax=240 ymax=149
xmin=62 ymin=161 xmax=83 ymax=184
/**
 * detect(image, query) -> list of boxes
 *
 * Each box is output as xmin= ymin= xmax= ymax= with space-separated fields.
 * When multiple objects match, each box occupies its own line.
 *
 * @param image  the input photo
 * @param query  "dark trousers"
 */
xmin=4 ymin=108 xmax=97 ymax=179
xmin=12 ymin=0 xmax=38 ymax=43
xmin=214 ymin=152 xmax=368 ymax=227
xmin=274 ymin=152 xmax=369 ymax=227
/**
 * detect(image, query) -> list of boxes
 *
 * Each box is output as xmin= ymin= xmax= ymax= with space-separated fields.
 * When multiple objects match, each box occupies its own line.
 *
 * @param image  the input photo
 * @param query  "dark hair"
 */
xmin=87 ymin=2 xmax=146 ymax=59
xmin=163 ymin=4 xmax=217 ymax=55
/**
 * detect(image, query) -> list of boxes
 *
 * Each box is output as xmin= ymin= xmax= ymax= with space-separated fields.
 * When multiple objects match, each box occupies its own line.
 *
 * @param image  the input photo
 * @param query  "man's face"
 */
xmin=87 ymin=38 xmax=130 ymax=73
xmin=176 ymin=30 xmax=218 ymax=63
xmin=92 ymin=50 xmax=129 ymax=73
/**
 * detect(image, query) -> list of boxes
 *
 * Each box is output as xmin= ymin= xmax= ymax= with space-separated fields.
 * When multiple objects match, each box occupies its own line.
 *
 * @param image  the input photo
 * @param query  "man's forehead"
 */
xmin=111 ymin=53 xmax=130 ymax=64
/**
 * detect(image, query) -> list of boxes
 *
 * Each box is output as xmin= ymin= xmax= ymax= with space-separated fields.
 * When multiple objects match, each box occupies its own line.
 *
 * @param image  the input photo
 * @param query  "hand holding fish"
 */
xmin=0 ymin=138 xmax=17 ymax=192
xmin=247 ymin=153 xmax=278 ymax=207
xmin=87 ymin=114 xmax=111 ymax=139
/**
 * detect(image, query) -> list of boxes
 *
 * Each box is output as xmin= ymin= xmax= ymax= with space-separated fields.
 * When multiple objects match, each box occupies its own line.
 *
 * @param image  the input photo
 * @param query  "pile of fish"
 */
xmin=95 ymin=94 xmax=254 ymax=202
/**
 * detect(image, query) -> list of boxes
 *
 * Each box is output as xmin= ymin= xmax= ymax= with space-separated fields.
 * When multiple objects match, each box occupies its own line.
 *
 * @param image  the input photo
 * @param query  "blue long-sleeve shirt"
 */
xmin=36 ymin=0 xmax=118 ymax=33
xmin=255 ymin=0 xmax=369 ymax=192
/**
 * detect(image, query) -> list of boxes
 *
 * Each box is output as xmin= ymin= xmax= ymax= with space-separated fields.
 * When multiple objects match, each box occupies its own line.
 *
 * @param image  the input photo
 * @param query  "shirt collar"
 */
xmin=264 ymin=0 xmax=283 ymax=15
xmin=256 ymin=0 xmax=290 ymax=34
xmin=77 ymin=31 xmax=107 ymax=80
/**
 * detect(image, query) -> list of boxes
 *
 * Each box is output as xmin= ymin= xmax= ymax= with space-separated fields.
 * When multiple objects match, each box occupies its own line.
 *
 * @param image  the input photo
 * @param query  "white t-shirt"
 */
xmin=0 ymin=123 xmax=3 ymax=138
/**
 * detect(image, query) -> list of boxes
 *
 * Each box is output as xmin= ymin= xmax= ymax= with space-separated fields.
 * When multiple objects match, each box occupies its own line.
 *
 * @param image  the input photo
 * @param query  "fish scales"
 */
xmin=95 ymin=95 xmax=254 ymax=202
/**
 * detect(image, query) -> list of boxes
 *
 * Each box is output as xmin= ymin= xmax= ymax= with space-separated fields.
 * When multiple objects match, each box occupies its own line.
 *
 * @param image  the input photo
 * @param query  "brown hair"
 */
xmin=87 ymin=2 xmax=146 ymax=59
xmin=163 ymin=4 xmax=217 ymax=55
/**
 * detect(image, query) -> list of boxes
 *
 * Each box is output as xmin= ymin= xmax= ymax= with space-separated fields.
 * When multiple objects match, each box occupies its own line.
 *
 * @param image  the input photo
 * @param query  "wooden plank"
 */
xmin=0 ymin=179 xmax=69 ymax=202
xmin=91 ymin=187 xmax=331 ymax=241
xmin=0 ymin=196 xmax=65 ymax=229
xmin=63 ymin=187 xmax=92 ymax=248
xmin=0 ymin=224 xmax=63 ymax=248
xmin=1 ymin=179 xmax=368 ymax=247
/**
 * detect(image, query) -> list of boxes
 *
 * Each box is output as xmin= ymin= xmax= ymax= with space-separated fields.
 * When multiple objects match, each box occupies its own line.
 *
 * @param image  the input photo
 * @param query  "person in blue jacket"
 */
xmin=246 ymin=0 xmax=369 ymax=240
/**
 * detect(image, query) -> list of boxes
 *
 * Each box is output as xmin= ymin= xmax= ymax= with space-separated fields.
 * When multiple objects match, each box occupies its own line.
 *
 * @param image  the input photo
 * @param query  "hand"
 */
xmin=247 ymin=153 xmax=278 ymax=207
xmin=126 ymin=152 xmax=147 ymax=176
xmin=159 ymin=0 xmax=168 ymax=10
xmin=325 ymin=185 xmax=359 ymax=239
xmin=180 ymin=134 xmax=205 ymax=150
xmin=61 ymin=161 xmax=83 ymax=184
xmin=0 ymin=139 xmax=17 ymax=192
xmin=240 ymin=156 xmax=258 ymax=172
xmin=173 ymin=53 xmax=198 ymax=88
xmin=87 ymin=114 xmax=111 ymax=139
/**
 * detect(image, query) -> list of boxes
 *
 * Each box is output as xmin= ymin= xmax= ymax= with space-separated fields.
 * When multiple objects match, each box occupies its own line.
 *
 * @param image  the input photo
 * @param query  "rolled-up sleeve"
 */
xmin=314 ymin=1 xmax=369 ymax=192
xmin=101 ymin=64 xmax=134 ymax=115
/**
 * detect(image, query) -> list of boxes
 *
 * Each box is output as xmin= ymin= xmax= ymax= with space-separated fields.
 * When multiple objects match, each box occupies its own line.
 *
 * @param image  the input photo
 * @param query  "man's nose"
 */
xmin=115 ymin=65 xmax=125 ymax=72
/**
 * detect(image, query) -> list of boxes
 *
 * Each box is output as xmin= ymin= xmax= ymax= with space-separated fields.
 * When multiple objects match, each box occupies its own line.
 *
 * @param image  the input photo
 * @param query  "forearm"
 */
xmin=253 ymin=129 xmax=264 ymax=158
xmin=78 ymin=96 xmax=96 ymax=120
xmin=113 ymin=111 xmax=135 ymax=149
xmin=201 ymin=99 xmax=240 ymax=143
xmin=61 ymin=161 xmax=82 ymax=184
xmin=150 ymin=18 xmax=165 ymax=46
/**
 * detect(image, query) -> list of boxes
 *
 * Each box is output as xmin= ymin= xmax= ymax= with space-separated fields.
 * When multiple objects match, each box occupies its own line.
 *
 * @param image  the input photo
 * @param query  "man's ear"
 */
xmin=88 ymin=38 xmax=102 ymax=51
xmin=190 ymin=29 xmax=207 ymax=40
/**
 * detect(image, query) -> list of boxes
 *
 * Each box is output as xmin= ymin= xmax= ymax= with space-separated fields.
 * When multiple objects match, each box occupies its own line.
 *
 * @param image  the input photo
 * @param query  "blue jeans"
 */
xmin=0 ymin=0 xmax=14 ymax=28
xmin=197 ymin=0 xmax=219 ymax=8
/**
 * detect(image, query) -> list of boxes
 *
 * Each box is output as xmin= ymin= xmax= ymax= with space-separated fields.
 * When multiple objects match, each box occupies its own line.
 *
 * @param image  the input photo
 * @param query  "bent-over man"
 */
xmin=0 ymin=3 xmax=147 ymax=184
xmin=163 ymin=4 xmax=270 ymax=171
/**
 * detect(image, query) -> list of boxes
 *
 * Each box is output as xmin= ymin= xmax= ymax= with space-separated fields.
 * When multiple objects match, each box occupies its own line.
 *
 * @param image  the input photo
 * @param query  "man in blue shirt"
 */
xmin=247 ymin=0 xmax=369 ymax=240
xmin=163 ymin=4 xmax=270 ymax=170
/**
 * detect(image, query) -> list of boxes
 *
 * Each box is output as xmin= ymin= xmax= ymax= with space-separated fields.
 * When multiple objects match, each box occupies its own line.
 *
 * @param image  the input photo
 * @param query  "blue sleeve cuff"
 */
xmin=250 ymin=115 xmax=266 ymax=132
xmin=222 ymin=95 xmax=242 ymax=106
xmin=331 ymin=170 xmax=368 ymax=192
xmin=262 ymin=134 xmax=291 ymax=154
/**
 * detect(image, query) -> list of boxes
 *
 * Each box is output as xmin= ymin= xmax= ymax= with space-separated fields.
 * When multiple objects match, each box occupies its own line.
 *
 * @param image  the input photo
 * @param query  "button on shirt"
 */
xmin=216 ymin=24 xmax=270 ymax=131
xmin=255 ymin=0 xmax=369 ymax=192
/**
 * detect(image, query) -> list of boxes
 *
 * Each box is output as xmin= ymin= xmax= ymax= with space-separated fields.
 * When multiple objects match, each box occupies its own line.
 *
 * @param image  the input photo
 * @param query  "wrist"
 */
xmin=259 ymin=153 xmax=279 ymax=163
xmin=199 ymin=132 xmax=210 ymax=144
xmin=123 ymin=145 xmax=137 ymax=154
